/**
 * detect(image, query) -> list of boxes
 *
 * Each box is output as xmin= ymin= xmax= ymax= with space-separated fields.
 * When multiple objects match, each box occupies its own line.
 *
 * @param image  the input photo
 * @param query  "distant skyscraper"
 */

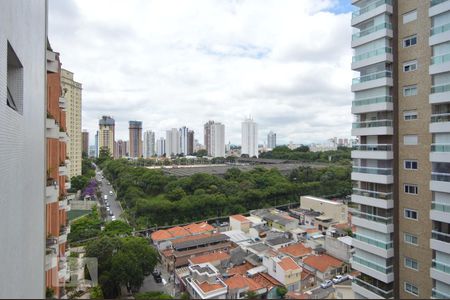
xmin=143 ymin=130 xmax=156 ymax=158
xmin=94 ymin=131 xmax=99 ymax=157
xmin=129 ymin=121 xmax=143 ymax=158
xmin=179 ymin=126 xmax=190 ymax=155
xmin=166 ymin=128 xmax=180 ymax=156
xmin=115 ymin=140 xmax=127 ymax=158
xmin=241 ymin=117 xmax=258 ymax=158
xmin=156 ymin=137 xmax=166 ymax=157
xmin=267 ymin=131 xmax=276 ymax=149
xmin=187 ymin=130 xmax=194 ymax=155
xmin=204 ymin=120 xmax=215 ymax=156
xmin=82 ymin=130 xmax=89 ymax=155
xmin=98 ymin=116 xmax=115 ymax=156
xmin=211 ymin=123 xmax=225 ymax=157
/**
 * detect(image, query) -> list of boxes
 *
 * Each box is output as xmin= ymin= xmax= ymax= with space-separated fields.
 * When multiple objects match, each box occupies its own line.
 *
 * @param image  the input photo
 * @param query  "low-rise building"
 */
xmin=188 ymin=252 xmax=231 ymax=269
xmin=301 ymin=254 xmax=346 ymax=282
xmin=251 ymin=209 xmax=298 ymax=232
xmin=225 ymin=274 xmax=267 ymax=299
xmin=263 ymin=254 xmax=303 ymax=292
xmin=186 ymin=263 xmax=228 ymax=299
xmin=299 ymin=196 xmax=348 ymax=230
xmin=151 ymin=222 xmax=215 ymax=250
xmin=230 ymin=215 xmax=252 ymax=233
xmin=279 ymin=243 xmax=313 ymax=262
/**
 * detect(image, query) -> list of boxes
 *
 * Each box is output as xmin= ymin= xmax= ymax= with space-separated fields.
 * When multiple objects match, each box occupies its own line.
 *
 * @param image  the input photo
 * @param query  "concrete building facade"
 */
xmin=211 ymin=123 xmax=225 ymax=157
xmin=166 ymin=128 xmax=180 ymax=156
xmin=157 ymin=137 xmax=166 ymax=157
xmin=267 ymin=131 xmax=277 ymax=149
xmin=143 ymin=130 xmax=156 ymax=158
xmin=98 ymin=115 xmax=115 ymax=156
xmin=242 ymin=117 xmax=258 ymax=158
xmin=61 ymin=68 xmax=82 ymax=178
xmin=82 ymin=130 xmax=89 ymax=155
xmin=129 ymin=120 xmax=143 ymax=158
xmin=204 ymin=120 xmax=215 ymax=156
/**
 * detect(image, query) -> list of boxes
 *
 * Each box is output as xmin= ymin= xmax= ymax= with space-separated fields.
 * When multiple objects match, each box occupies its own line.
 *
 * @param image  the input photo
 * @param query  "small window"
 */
xmin=403 ymin=10 xmax=417 ymax=24
xmin=403 ymin=35 xmax=417 ymax=48
xmin=404 ymin=135 xmax=418 ymax=145
xmin=404 ymin=160 xmax=418 ymax=170
xmin=404 ymin=184 xmax=418 ymax=194
xmin=404 ymin=282 xmax=419 ymax=296
xmin=6 ymin=41 xmax=24 ymax=114
xmin=403 ymin=85 xmax=418 ymax=96
xmin=404 ymin=209 xmax=418 ymax=220
xmin=404 ymin=257 xmax=419 ymax=270
xmin=404 ymin=233 xmax=418 ymax=245
xmin=404 ymin=110 xmax=418 ymax=121
xmin=403 ymin=60 xmax=418 ymax=72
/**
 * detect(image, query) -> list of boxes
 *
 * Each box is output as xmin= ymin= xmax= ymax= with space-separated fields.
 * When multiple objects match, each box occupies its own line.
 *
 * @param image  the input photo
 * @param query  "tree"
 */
xmin=90 ymin=286 xmax=104 ymax=299
xmin=244 ymin=290 xmax=258 ymax=299
xmin=195 ymin=149 xmax=207 ymax=157
xmin=70 ymin=175 xmax=89 ymax=193
xmin=104 ymin=220 xmax=132 ymax=236
xmin=96 ymin=147 xmax=112 ymax=165
xmin=276 ymin=286 xmax=288 ymax=298
xmin=135 ymin=292 xmax=173 ymax=299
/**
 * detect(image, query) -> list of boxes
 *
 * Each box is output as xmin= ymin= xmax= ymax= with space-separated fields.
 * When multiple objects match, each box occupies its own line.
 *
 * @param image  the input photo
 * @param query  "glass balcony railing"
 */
xmin=431 ymin=172 xmax=450 ymax=182
xmin=353 ymin=188 xmax=393 ymax=200
xmin=352 ymin=23 xmax=393 ymax=40
xmin=352 ymin=166 xmax=393 ymax=175
xmin=352 ymin=95 xmax=392 ymax=107
xmin=352 ymin=47 xmax=392 ymax=63
xmin=432 ymin=53 xmax=450 ymax=65
xmin=432 ymin=260 xmax=450 ymax=274
xmin=431 ymin=144 xmax=450 ymax=152
xmin=432 ymin=230 xmax=450 ymax=243
xmin=352 ymin=70 xmax=392 ymax=84
xmin=352 ymin=256 xmax=393 ymax=274
xmin=431 ymin=23 xmax=450 ymax=36
xmin=353 ymin=144 xmax=392 ymax=151
xmin=353 ymin=276 xmax=394 ymax=298
xmin=431 ymin=113 xmax=450 ymax=123
xmin=352 ymin=119 xmax=393 ymax=128
xmin=431 ymin=83 xmax=450 ymax=94
xmin=353 ymin=233 xmax=393 ymax=249
xmin=432 ymin=288 xmax=450 ymax=299
xmin=432 ymin=202 xmax=450 ymax=213
xmin=352 ymin=210 xmax=393 ymax=224
xmin=431 ymin=0 xmax=449 ymax=7
xmin=352 ymin=0 xmax=392 ymax=18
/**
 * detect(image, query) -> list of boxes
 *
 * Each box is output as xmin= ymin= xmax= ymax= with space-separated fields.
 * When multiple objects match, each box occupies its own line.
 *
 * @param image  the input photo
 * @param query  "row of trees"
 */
xmin=260 ymin=145 xmax=351 ymax=163
xmin=70 ymin=153 xmax=96 ymax=194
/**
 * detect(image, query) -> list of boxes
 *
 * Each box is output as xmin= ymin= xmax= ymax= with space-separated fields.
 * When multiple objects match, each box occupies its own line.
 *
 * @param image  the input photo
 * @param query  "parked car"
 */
xmin=109 ymin=211 xmax=113 ymax=216
xmin=109 ymin=191 xmax=113 ymax=195
xmin=106 ymin=207 xmax=110 ymax=212
xmin=104 ymin=195 xmax=107 ymax=200
xmin=105 ymin=202 xmax=110 ymax=207
xmin=332 ymin=275 xmax=349 ymax=284
xmin=111 ymin=216 xmax=116 ymax=221
xmin=320 ymin=280 xmax=333 ymax=289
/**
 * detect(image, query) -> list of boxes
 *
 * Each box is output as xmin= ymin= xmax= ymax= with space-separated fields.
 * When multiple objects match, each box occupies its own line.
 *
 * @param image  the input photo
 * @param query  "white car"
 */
xmin=332 ymin=275 xmax=349 ymax=284
xmin=320 ymin=280 xmax=333 ymax=289
xmin=106 ymin=207 xmax=110 ymax=212
xmin=109 ymin=191 xmax=113 ymax=195
xmin=111 ymin=216 xmax=116 ymax=221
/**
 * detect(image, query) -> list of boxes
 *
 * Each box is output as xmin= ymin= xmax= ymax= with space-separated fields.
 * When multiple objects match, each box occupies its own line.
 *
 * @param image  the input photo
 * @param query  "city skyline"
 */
xmin=48 ymin=0 xmax=354 ymax=146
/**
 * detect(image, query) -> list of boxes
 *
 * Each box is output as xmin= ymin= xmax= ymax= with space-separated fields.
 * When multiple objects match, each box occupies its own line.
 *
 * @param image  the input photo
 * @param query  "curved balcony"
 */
xmin=432 ymin=288 xmax=450 ymax=299
xmin=430 ymin=0 xmax=450 ymax=18
xmin=352 ymin=255 xmax=394 ymax=283
xmin=431 ymin=144 xmax=450 ymax=162
xmin=430 ymin=23 xmax=450 ymax=46
xmin=352 ymin=276 xmax=393 ymax=299
xmin=430 ymin=113 xmax=450 ymax=133
xmin=352 ymin=23 xmax=393 ymax=48
xmin=430 ymin=53 xmax=450 ymax=75
xmin=352 ymin=0 xmax=393 ymax=27
xmin=352 ymin=188 xmax=393 ymax=209
xmin=430 ymin=83 xmax=450 ymax=104
xmin=430 ymin=202 xmax=450 ymax=224
xmin=352 ymin=166 xmax=393 ymax=184
xmin=352 ymin=95 xmax=393 ymax=114
xmin=431 ymin=172 xmax=450 ymax=193
xmin=352 ymin=46 xmax=393 ymax=70
xmin=352 ymin=119 xmax=393 ymax=136
xmin=352 ymin=144 xmax=393 ymax=160
xmin=430 ymin=230 xmax=450 ymax=254
xmin=353 ymin=233 xmax=393 ymax=258
xmin=351 ymin=211 xmax=394 ymax=233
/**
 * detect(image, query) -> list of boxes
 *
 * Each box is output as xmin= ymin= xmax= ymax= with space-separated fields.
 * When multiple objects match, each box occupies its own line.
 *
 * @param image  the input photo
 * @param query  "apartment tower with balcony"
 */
xmin=351 ymin=0 xmax=450 ymax=298
xmin=129 ymin=120 xmax=143 ymax=158
xmin=98 ymin=115 xmax=115 ymax=156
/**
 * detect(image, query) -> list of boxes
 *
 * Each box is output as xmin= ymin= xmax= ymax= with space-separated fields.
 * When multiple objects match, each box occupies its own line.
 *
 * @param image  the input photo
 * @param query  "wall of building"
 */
xmin=300 ymin=196 xmax=348 ymax=223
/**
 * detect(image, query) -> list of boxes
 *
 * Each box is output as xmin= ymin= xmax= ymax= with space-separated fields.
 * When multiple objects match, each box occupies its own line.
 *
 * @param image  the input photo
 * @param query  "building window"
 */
xmin=403 ymin=35 xmax=417 ymax=48
xmin=6 ymin=41 xmax=23 ymax=114
xmin=404 ymin=282 xmax=419 ymax=296
xmin=404 ymin=135 xmax=418 ymax=145
xmin=403 ymin=10 xmax=417 ymax=24
xmin=404 ymin=184 xmax=418 ymax=194
xmin=403 ymin=60 xmax=418 ymax=72
xmin=404 ymin=233 xmax=418 ymax=245
xmin=403 ymin=110 xmax=418 ymax=121
xmin=404 ymin=160 xmax=418 ymax=170
xmin=404 ymin=209 xmax=418 ymax=220
xmin=404 ymin=257 xmax=419 ymax=270
xmin=403 ymin=85 xmax=418 ymax=96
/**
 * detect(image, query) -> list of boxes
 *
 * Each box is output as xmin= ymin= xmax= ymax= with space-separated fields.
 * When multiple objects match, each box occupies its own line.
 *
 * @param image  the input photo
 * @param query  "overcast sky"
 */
xmin=48 ymin=0 xmax=353 ymax=146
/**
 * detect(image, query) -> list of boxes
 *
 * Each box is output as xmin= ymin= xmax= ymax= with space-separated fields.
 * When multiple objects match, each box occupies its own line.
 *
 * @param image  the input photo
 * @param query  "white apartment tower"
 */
xmin=267 ymin=131 xmax=277 ymax=149
xmin=143 ymin=130 xmax=156 ymax=158
xmin=156 ymin=137 xmax=166 ymax=157
xmin=211 ymin=123 xmax=225 ymax=157
xmin=179 ymin=126 xmax=189 ymax=155
xmin=241 ymin=117 xmax=258 ymax=158
xmin=166 ymin=128 xmax=180 ymax=156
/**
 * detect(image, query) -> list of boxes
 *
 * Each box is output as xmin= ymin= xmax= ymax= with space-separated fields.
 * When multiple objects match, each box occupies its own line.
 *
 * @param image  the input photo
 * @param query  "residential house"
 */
xmin=225 ymin=274 xmax=267 ymax=299
xmin=300 ymin=196 xmax=348 ymax=231
xmin=185 ymin=263 xmax=228 ymax=299
xmin=263 ymin=254 xmax=303 ymax=292
xmin=230 ymin=215 xmax=252 ymax=233
xmin=188 ymin=252 xmax=230 ymax=269
xmin=301 ymin=254 xmax=346 ymax=282
xmin=279 ymin=243 xmax=313 ymax=262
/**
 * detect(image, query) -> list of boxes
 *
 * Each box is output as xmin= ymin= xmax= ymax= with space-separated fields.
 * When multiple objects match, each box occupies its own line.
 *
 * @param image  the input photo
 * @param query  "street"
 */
xmin=95 ymin=168 xmax=123 ymax=221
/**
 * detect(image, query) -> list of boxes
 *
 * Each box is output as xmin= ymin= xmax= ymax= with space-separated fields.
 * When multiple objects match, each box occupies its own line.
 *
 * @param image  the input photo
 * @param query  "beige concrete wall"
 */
xmin=300 ymin=196 xmax=348 ymax=223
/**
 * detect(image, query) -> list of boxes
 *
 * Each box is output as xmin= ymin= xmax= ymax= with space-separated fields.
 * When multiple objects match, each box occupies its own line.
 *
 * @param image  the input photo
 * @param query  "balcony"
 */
xmin=59 ymin=197 xmax=69 ymax=210
xmin=351 ymin=119 xmax=393 ymax=136
xmin=351 ymin=255 xmax=394 ymax=283
xmin=351 ymin=95 xmax=393 ymax=114
xmin=351 ymin=70 xmax=393 ymax=92
xmin=431 ymin=144 xmax=450 ymax=163
xmin=352 ymin=144 xmax=393 ymax=160
xmin=351 ymin=0 xmax=393 ymax=27
xmin=65 ymin=181 xmax=71 ymax=190
xmin=59 ymin=164 xmax=68 ymax=177
xmin=46 ymin=118 xmax=60 ymax=139
xmin=430 ymin=230 xmax=450 ymax=254
xmin=59 ymin=226 xmax=69 ymax=244
xmin=45 ymin=247 xmax=58 ymax=271
xmin=430 ymin=0 xmax=450 ymax=18
xmin=352 ymin=22 xmax=393 ymax=48
xmin=431 ymin=172 xmax=450 ymax=193
xmin=431 ymin=260 xmax=450 ymax=284
xmin=352 ymin=211 xmax=394 ymax=233
xmin=352 ymin=47 xmax=393 ymax=70
xmin=352 ymin=276 xmax=393 ymax=299
xmin=431 ymin=202 xmax=450 ymax=224
xmin=430 ymin=83 xmax=450 ymax=104
xmin=45 ymin=183 xmax=59 ymax=204
xmin=352 ymin=166 xmax=394 ymax=184
xmin=59 ymin=131 xmax=69 ymax=143
xmin=430 ymin=53 xmax=450 ymax=75
xmin=352 ymin=188 xmax=393 ymax=209
xmin=432 ymin=288 xmax=450 ymax=299
xmin=430 ymin=113 xmax=450 ymax=133
xmin=353 ymin=233 xmax=394 ymax=258
xmin=46 ymin=50 xmax=58 ymax=73
xmin=430 ymin=23 xmax=450 ymax=46
xmin=59 ymin=97 xmax=67 ymax=110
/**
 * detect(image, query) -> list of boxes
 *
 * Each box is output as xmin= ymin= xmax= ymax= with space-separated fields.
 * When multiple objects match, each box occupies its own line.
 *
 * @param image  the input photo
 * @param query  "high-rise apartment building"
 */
xmin=157 ymin=137 xmax=166 ymax=157
xmin=129 ymin=120 xmax=143 ymax=158
xmin=166 ymin=128 xmax=180 ymax=156
xmin=82 ymin=130 xmax=89 ymax=155
xmin=0 ymin=1 xmax=47 ymax=297
xmin=211 ymin=123 xmax=225 ymax=157
xmin=267 ymin=131 xmax=277 ymax=149
xmin=46 ymin=43 xmax=71 ymax=298
xmin=61 ymin=68 xmax=82 ymax=179
xmin=204 ymin=120 xmax=215 ymax=156
xmin=179 ymin=126 xmax=190 ymax=155
xmin=94 ymin=130 xmax=99 ymax=157
xmin=187 ymin=130 xmax=194 ymax=155
xmin=350 ymin=1 xmax=450 ymax=298
xmin=143 ymin=130 xmax=156 ymax=158
xmin=115 ymin=139 xmax=128 ymax=158
xmin=98 ymin=115 xmax=115 ymax=156
xmin=241 ymin=117 xmax=258 ymax=158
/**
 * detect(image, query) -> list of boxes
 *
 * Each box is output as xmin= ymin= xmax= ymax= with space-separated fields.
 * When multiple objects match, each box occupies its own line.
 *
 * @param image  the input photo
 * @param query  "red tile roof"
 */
xmin=167 ymin=226 xmax=191 ymax=238
xmin=189 ymin=252 xmax=230 ymax=265
xmin=151 ymin=230 xmax=173 ymax=241
xmin=227 ymin=262 xmax=254 ymax=276
xmin=278 ymin=257 xmax=301 ymax=271
xmin=161 ymin=249 xmax=174 ymax=258
xmin=230 ymin=214 xmax=250 ymax=222
xmin=279 ymin=243 xmax=312 ymax=258
xmin=197 ymin=281 xmax=226 ymax=293
xmin=253 ymin=273 xmax=282 ymax=289
xmin=225 ymin=274 xmax=263 ymax=291
xmin=171 ymin=232 xmax=222 ymax=245
xmin=184 ymin=222 xmax=215 ymax=234
xmin=303 ymin=254 xmax=343 ymax=273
